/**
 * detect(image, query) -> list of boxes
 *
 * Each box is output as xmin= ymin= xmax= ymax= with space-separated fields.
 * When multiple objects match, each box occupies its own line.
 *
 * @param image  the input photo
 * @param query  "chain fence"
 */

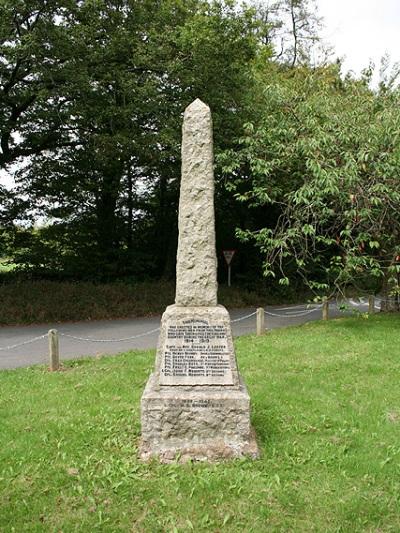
xmin=0 ymin=312 xmax=259 ymax=353
xmin=0 ymin=296 xmax=395 ymax=360
xmin=264 ymin=306 xmax=322 ymax=318
xmin=58 ymin=327 xmax=161 ymax=343
xmin=230 ymin=310 xmax=257 ymax=323
xmin=0 ymin=334 xmax=48 ymax=352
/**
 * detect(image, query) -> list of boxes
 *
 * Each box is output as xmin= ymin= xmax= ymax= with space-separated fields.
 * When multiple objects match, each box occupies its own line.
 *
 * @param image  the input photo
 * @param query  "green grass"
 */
xmin=0 ymin=280 xmax=288 ymax=325
xmin=1 ymin=314 xmax=400 ymax=532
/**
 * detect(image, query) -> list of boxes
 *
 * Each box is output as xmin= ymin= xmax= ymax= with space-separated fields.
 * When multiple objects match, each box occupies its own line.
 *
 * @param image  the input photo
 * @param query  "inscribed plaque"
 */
xmin=159 ymin=317 xmax=234 ymax=386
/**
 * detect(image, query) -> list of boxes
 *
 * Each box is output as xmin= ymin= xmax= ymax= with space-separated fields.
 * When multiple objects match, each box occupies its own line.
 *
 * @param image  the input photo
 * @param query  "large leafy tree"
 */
xmin=222 ymin=64 xmax=400 ymax=305
xmin=0 ymin=0 xmax=83 ymax=169
xmin=0 ymin=0 xmax=83 ymax=263
xmin=250 ymin=0 xmax=327 ymax=66
xmin=6 ymin=0 xmax=262 ymax=278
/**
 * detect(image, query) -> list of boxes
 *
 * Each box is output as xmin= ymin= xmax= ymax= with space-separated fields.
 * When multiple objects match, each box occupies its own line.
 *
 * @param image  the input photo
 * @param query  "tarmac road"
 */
xmin=0 ymin=300 xmax=371 ymax=370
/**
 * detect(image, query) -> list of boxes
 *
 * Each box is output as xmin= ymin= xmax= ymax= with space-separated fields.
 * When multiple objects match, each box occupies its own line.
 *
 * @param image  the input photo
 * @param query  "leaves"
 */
xmin=2 ymin=0 xmax=260 ymax=279
xmin=225 ymin=63 xmax=400 ymax=298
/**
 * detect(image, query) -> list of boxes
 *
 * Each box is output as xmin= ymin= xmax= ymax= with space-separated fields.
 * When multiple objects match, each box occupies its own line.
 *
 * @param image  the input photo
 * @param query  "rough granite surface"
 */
xmin=175 ymin=99 xmax=217 ymax=307
xmin=140 ymin=374 xmax=259 ymax=462
xmin=139 ymin=98 xmax=259 ymax=462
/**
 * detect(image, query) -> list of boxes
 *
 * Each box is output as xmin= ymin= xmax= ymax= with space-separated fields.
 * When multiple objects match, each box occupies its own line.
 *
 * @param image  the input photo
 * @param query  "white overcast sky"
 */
xmin=1 ymin=0 xmax=399 ymax=189
xmin=318 ymin=0 xmax=400 ymax=79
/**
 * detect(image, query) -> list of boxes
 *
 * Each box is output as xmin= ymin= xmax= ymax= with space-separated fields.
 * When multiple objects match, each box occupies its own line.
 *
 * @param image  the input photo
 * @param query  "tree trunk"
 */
xmin=96 ymin=167 xmax=122 ymax=277
xmin=126 ymin=165 xmax=134 ymax=252
xmin=154 ymin=174 xmax=171 ymax=277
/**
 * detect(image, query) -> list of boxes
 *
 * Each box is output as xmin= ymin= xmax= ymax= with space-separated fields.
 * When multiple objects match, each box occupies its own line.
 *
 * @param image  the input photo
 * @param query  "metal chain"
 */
xmin=274 ymin=304 xmax=322 ymax=311
xmin=230 ymin=310 xmax=257 ymax=323
xmin=264 ymin=307 xmax=321 ymax=318
xmin=58 ymin=327 xmax=160 ymax=343
xmin=281 ymin=307 xmax=323 ymax=316
xmin=0 ymin=334 xmax=47 ymax=351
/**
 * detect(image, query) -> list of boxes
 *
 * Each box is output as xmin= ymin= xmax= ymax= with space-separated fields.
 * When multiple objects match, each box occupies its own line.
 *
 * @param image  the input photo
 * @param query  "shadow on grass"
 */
xmin=251 ymin=403 xmax=282 ymax=448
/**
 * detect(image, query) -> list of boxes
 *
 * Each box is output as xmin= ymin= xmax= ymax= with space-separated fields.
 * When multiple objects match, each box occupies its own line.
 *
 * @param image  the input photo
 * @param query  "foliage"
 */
xmin=0 ymin=0 xmax=83 ymax=168
xmin=1 ymin=314 xmax=400 ymax=530
xmin=250 ymin=0 xmax=328 ymax=66
xmin=1 ymin=0 xmax=263 ymax=279
xmin=2 ymin=0 xmax=399 ymax=298
xmin=222 ymin=63 xmax=400 ymax=302
xmin=0 ymin=185 xmax=18 ymax=256
xmin=0 ymin=279 xmax=279 ymax=325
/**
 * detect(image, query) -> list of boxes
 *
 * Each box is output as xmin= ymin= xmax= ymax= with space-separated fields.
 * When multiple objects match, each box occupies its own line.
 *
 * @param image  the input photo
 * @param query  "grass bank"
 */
xmin=1 ymin=314 xmax=400 ymax=531
xmin=0 ymin=279 xmax=297 ymax=326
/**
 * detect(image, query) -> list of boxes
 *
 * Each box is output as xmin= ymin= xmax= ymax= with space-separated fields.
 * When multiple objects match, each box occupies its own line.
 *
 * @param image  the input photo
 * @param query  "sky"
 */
xmin=317 ymin=0 xmax=400 ymax=80
xmin=1 ymin=0 xmax=400 ymax=190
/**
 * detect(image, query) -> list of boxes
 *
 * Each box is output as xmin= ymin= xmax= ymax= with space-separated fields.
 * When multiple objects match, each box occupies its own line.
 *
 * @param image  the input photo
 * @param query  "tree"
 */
xmin=249 ymin=0 xmax=328 ymax=66
xmin=8 ymin=0 xmax=263 ymax=279
xmin=222 ymin=64 xmax=400 ymax=306
xmin=0 ymin=0 xmax=84 ymax=169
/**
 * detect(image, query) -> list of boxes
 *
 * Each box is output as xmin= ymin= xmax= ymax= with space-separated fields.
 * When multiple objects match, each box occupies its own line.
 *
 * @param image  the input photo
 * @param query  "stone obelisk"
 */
xmin=175 ymin=98 xmax=217 ymax=308
xmin=140 ymin=99 xmax=258 ymax=462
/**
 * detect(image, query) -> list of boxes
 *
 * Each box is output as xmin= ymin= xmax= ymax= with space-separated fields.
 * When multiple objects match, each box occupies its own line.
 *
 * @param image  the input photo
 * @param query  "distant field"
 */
xmin=0 ymin=279 xmax=302 ymax=325
xmin=0 ymin=314 xmax=399 ymax=531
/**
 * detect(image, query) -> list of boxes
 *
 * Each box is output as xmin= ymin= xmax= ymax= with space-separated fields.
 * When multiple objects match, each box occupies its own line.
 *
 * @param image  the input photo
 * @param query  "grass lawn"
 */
xmin=1 ymin=314 xmax=400 ymax=532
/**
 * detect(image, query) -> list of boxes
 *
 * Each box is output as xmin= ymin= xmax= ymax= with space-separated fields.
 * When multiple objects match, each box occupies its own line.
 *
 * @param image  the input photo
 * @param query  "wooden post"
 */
xmin=48 ymin=329 xmax=60 ymax=371
xmin=368 ymin=295 xmax=375 ymax=314
xmin=322 ymin=299 xmax=329 ymax=321
xmin=256 ymin=307 xmax=265 ymax=336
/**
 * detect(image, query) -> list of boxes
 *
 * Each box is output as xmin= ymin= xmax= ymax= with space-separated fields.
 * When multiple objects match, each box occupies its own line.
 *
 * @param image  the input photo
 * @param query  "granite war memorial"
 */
xmin=140 ymin=99 xmax=259 ymax=462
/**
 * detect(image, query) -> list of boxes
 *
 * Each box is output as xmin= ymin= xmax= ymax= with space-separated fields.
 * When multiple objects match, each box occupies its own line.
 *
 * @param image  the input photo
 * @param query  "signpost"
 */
xmin=222 ymin=249 xmax=236 ymax=287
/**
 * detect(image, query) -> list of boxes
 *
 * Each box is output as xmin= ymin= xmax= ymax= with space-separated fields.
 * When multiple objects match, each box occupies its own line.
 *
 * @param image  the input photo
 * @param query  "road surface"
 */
xmin=0 ymin=301 xmax=371 ymax=370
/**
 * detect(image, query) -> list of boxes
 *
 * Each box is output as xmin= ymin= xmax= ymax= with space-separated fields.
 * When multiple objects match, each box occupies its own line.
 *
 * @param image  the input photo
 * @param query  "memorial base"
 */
xmin=140 ymin=374 xmax=259 ymax=463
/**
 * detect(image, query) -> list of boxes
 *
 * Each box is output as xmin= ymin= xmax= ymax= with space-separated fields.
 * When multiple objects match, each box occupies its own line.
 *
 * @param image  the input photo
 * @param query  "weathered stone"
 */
xmin=139 ymin=99 xmax=259 ymax=462
xmin=140 ymin=374 xmax=258 ymax=462
xmin=175 ymin=99 xmax=217 ymax=307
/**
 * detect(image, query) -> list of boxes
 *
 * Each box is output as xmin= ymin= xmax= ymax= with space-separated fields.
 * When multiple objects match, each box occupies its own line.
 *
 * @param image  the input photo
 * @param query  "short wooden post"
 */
xmin=256 ymin=307 xmax=265 ymax=336
xmin=48 ymin=329 xmax=60 ymax=371
xmin=368 ymin=295 xmax=375 ymax=314
xmin=322 ymin=299 xmax=329 ymax=321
